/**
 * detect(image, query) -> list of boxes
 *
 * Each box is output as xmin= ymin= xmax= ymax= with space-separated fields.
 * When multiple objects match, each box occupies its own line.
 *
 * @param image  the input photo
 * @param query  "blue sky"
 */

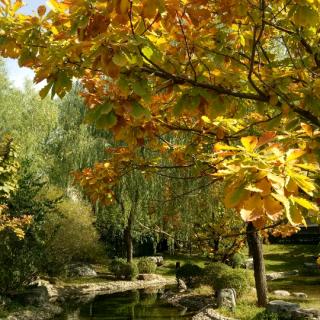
xmin=5 ymin=0 xmax=47 ymax=89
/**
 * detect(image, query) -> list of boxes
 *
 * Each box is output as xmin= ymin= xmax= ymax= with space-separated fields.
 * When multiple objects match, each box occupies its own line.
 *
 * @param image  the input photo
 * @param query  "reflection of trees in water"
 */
xmin=75 ymin=288 xmax=188 ymax=319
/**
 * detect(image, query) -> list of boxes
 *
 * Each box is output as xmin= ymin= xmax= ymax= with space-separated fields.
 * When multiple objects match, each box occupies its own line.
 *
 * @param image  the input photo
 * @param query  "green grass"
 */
xmin=263 ymin=244 xmax=320 ymax=309
xmin=155 ymin=253 xmax=208 ymax=277
xmin=263 ymin=244 xmax=318 ymax=273
xmin=155 ymin=244 xmax=320 ymax=319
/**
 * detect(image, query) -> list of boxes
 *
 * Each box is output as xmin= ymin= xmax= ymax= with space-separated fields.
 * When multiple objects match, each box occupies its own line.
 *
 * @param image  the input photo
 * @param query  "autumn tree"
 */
xmin=1 ymin=0 xmax=320 ymax=306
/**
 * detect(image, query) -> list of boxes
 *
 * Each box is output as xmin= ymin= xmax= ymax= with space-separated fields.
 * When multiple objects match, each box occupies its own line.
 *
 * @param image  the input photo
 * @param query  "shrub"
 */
xmin=176 ymin=263 xmax=204 ymax=288
xmin=203 ymin=262 xmax=230 ymax=282
xmin=253 ymin=311 xmax=280 ymax=320
xmin=41 ymin=195 xmax=105 ymax=276
xmin=123 ymin=261 xmax=139 ymax=280
xmin=204 ymin=262 xmax=253 ymax=297
xmin=110 ymin=258 xmax=138 ymax=280
xmin=0 ymin=230 xmax=38 ymax=294
xmin=231 ymin=252 xmax=245 ymax=268
xmin=110 ymin=258 xmax=127 ymax=279
xmin=137 ymin=257 xmax=156 ymax=274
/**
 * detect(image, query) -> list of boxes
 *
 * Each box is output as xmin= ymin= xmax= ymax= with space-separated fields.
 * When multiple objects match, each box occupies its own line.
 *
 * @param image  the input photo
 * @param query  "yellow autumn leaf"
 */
xmin=241 ymin=136 xmax=258 ymax=152
xmin=286 ymin=149 xmax=306 ymax=162
xmin=47 ymin=0 xmax=67 ymax=12
xmin=255 ymin=178 xmax=272 ymax=196
xmin=290 ymin=196 xmax=319 ymax=211
xmin=214 ymin=142 xmax=239 ymax=152
xmin=287 ymin=169 xmax=316 ymax=196
xmin=201 ymin=115 xmax=211 ymax=124
xmin=264 ymin=195 xmax=283 ymax=220
xmin=224 ymin=185 xmax=249 ymax=208
xmin=240 ymin=194 xmax=264 ymax=222
xmin=287 ymin=205 xmax=306 ymax=226
xmin=301 ymin=123 xmax=313 ymax=137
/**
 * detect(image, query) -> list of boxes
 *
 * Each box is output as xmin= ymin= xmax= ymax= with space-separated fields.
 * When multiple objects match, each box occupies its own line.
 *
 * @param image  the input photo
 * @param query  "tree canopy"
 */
xmin=2 ymin=0 xmax=318 ymax=232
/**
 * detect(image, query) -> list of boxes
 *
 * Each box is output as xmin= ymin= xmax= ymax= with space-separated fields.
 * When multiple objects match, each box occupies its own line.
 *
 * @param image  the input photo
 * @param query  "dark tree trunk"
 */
xmin=125 ymin=210 xmax=134 ymax=263
xmin=246 ymin=222 xmax=268 ymax=307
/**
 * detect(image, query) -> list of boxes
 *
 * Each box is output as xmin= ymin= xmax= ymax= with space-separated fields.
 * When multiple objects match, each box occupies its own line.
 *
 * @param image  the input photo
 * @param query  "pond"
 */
xmin=57 ymin=287 xmax=194 ymax=320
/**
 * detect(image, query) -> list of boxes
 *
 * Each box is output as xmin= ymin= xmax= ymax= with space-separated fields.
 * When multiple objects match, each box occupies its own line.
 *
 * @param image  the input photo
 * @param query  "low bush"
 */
xmin=137 ymin=257 xmax=156 ymax=274
xmin=176 ymin=263 xmax=204 ymax=288
xmin=110 ymin=258 xmax=138 ymax=280
xmin=204 ymin=262 xmax=253 ymax=297
xmin=231 ymin=252 xmax=246 ymax=268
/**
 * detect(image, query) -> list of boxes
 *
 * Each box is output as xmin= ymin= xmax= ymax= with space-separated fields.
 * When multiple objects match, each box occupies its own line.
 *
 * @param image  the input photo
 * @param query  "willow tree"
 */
xmin=1 ymin=0 xmax=320 ymax=306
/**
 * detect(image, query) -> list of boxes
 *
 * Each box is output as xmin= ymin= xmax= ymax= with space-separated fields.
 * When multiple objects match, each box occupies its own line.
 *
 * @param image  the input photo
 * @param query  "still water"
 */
xmin=58 ymin=287 xmax=193 ymax=320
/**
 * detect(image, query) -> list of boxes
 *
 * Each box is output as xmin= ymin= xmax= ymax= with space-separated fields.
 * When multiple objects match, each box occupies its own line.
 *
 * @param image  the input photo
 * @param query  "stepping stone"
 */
xmin=292 ymin=292 xmax=308 ymax=299
xmin=272 ymin=290 xmax=291 ymax=297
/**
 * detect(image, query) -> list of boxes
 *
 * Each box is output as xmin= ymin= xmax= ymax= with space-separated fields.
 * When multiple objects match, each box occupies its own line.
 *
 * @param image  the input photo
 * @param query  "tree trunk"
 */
xmin=246 ymin=222 xmax=268 ymax=307
xmin=125 ymin=210 xmax=133 ymax=263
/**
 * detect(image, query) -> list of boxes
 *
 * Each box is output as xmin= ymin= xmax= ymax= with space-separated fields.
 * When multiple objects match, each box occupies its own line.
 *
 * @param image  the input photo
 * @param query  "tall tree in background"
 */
xmin=1 ymin=0 xmax=320 ymax=306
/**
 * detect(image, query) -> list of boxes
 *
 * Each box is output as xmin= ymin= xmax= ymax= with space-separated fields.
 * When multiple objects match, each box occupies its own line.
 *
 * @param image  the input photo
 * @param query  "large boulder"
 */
xmin=177 ymin=278 xmax=187 ymax=292
xmin=242 ymin=258 xmax=253 ymax=269
xmin=292 ymin=308 xmax=320 ymax=320
xmin=217 ymin=289 xmax=236 ymax=311
xmin=193 ymin=308 xmax=237 ymax=320
xmin=67 ymin=263 xmax=97 ymax=278
xmin=13 ymin=279 xmax=59 ymax=306
xmin=148 ymin=256 xmax=164 ymax=266
xmin=267 ymin=300 xmax=300 ymax=318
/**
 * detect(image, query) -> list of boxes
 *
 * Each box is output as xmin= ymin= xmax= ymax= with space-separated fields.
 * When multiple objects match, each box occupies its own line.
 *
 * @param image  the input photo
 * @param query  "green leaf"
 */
xmin=132 ymin=80 xmax=151 ymax=102
xmin=141 ymin=46 xmax=153 ymax=60
xmin=84 ymin=101 xmax=113 ymax=124
xmin=131 ymin=101 xmax=151 ymax=119
xmin=96 ymin=111 xmax=117 ymax=129
xmin=305 ymin=94 xmax=320 ymax=116
xmin=39 ymin=81 xmax=53 ymax=99
xmin=112 ymin=51 xmax=128 ymax=67
xmin=55 ymin=71 xmax=72 ymax=98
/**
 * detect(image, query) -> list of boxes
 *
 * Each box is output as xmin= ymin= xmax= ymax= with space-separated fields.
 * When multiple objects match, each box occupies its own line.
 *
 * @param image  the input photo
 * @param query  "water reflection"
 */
xmin=59 ymin=287 xmax=193 ymax=320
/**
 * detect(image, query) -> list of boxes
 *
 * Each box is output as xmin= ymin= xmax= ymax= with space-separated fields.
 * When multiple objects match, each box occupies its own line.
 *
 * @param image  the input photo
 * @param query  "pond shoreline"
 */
xmin=5 ymin=275 xmax=176 ymax=320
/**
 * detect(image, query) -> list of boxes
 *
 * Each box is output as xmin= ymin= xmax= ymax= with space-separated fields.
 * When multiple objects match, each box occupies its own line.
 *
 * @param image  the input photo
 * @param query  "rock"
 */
xmin=266 ymin=270 xmax=299 ymax=281
xmin=29 ymin=279 xmax=59 ymax=303
xmin=272 ymin=290 xmax=291 ymax=297
xmin=7 ymin=303 xmax=63 ymax=320
xmin=292 ymin=308 xmax=320 ymax=320
xmin=193 ymin=307 xmax=238 ymax=320
xmin=217 ymin=289 xmax=236 ymax=311
xmin=242 ymin=258 xmax=253 ymax=269
xmin=267 ymin=300 xmax=300 ymax=316
xmin=177 ymin=278 xmax=187 ymax=292
xmin=292 ymin=292 xmax=308 ymax=299
xmin=137 ymin=273 xmax=162 ymax=281
xmin=11 ymin=287 xmax=50 ymax=306
xmin=148 ymin=256 xmax=164 ymax=266
xmin=67 ymin=263 xmax=97 ymax=278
